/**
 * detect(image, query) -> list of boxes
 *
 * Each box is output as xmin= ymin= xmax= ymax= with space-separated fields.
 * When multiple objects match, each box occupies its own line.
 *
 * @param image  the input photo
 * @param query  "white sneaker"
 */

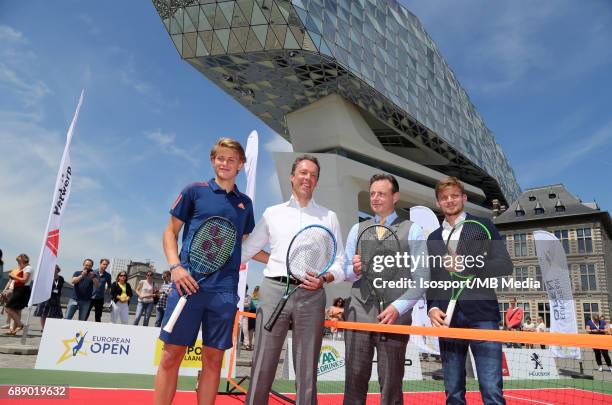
xmin=598 ymin=366 xmax=603 ymax=372
xmin=609 ymin=367 xmax=612 ymax=372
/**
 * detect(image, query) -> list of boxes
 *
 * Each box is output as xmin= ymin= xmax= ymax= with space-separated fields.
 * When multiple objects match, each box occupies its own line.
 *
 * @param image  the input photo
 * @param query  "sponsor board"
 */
xmin=470 ymin=348 xmax=559 ymax=380
xmin=287 ymin=338 xmax=423 ymax=381
xmin=35 ymin=319 xmax=231 ymax=376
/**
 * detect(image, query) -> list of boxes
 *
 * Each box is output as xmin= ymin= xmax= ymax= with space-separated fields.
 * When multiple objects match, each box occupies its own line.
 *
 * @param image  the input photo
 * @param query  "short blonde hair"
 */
xmin=435 ymin=176 xmax=465 ymax=199
xmin=16 ymin=254 xmax=29 ymax=264
xmin=210 ymin=137 xmax=246 ymax=163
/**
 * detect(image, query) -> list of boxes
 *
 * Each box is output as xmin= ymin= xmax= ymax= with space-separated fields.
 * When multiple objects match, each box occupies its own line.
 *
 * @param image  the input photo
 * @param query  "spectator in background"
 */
xmin=134 ymin=271 xmax=155 ymax=326
xmin=522 ymin=316 xmax=536 ymax=348
xmin=326 ymin=297 xmax=345 ymax=338
xmin=536 ymin=316 xmax=546 ymax=333
xmin=110 ymin=272 xmax=132 ymax=324
xmin=155 ymin=271 xmax=172 ymax=328
xmin=5 ymin=254 xmax=32 ymax=335
xmin=241 ymin=285 xmax=253 ymax=351
xmin=0 ymin=249 xmax=4 ymax=273
xmin=87 ymin=258 xmax=112 ymax=322
xmin=65 ymin=259 xmax=99 ymax=321
xmin=248 ymin=286 xmax=259 ymax=347
xmin=34 ymin=265 xmax=64 ymax=330
xmin=586 ymin=314 xmax=612 ymax=372
xmin=505 ymin=298 xmax=524 ymax=332
xmin=535 ymin=316 xmax=547 ymax=349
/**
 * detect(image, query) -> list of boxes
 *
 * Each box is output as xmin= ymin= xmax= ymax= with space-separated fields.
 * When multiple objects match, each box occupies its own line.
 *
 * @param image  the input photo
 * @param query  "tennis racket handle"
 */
xmin=264 ymin=296 xmax=289 ymax=332
xmin=444 ymin=300 xmax=456 ymax=327
xmin=163 ymin=296 xmax=187 ymax=333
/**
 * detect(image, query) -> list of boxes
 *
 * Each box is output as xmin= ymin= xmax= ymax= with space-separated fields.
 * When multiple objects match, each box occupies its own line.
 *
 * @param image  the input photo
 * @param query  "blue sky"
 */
xmin=1 ymin=1 xmax=611 ymax=290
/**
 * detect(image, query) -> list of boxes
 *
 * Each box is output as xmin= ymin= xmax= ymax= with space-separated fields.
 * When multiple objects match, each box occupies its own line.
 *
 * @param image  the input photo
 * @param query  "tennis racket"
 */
xmin=163 ymin=216 xmax=237 ymax=333
xmin=443 ymin=219 xmax=492 ymax=326
xmin=264 ymin=224 xmax=337 ymax=332
xmin=356 ymin=223 xmax=401 ymax=341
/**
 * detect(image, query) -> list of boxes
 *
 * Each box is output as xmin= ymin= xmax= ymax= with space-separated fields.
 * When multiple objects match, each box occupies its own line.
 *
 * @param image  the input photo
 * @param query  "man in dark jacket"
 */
xmin=427 ymin=177 xmax=512 ymax=405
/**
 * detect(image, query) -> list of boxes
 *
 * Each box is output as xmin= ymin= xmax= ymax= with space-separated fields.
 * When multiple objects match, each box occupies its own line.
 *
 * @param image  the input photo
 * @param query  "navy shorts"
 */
xmin=159 ymin=285 xmax=238 ymax=350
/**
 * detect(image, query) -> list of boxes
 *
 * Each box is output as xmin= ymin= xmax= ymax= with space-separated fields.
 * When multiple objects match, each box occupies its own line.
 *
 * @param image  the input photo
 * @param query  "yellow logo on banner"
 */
xmin=153 ymin=339 xmax=226 ymax=368
xmin=57 ymin=330 xmax=89 ymax=365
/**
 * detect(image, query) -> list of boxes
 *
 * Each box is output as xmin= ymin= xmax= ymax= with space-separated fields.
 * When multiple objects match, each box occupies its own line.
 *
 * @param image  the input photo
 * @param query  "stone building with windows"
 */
xmin=493 ymin=184 xmax=612 ymax=331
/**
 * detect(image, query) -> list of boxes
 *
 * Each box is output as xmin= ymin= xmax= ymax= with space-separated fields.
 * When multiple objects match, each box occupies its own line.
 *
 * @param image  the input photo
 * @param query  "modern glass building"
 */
xmin=152 ymin=0 xmax=520 ymax=222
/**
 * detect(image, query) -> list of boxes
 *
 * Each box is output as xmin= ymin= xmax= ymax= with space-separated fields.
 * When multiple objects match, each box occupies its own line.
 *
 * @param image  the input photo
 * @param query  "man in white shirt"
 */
xmin=241 ymin=155 xmax=345 ymax=405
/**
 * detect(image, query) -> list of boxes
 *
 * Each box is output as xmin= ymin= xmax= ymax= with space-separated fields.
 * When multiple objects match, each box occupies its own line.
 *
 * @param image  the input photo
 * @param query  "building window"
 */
xmin=534 ymin=266 xmax=545 ymax=291
xmin=579 ymin=264 xmax=597 ymax=291
xmin=499 ymin=302 xmax=510 ymax=327
xmin=538 ymin=302 xmax=550 ymax=328
xmin=576 ymin=228 xmax=593 ymax=253
xmin=518 ymin=302 xmax=530 ymax=320
xmin=583 ymin=302 xmax=599 ymax=326
xmin=515 ymin=209 xmax=525 ymax=217
xmin=514 ymin=267 xmax=529 ymax=291
xmin=514 ymin=234 xmax=528 ymax=257
xmin=528 ymin=194 xmax=536 ymax=201
xmin=553 ymin=230 xmax=570 ymax=254
xmin=534 ymin=207 xmax=544 ymax=215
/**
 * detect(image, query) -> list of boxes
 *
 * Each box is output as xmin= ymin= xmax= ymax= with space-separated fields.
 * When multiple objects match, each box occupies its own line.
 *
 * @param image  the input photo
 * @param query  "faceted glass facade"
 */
xmin=153 ymin=0 xmax=520 ymax=204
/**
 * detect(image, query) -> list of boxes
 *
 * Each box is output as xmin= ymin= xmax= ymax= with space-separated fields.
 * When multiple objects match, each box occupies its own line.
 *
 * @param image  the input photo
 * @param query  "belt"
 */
xmin=268 ymin=276 xmax=300 ymax=285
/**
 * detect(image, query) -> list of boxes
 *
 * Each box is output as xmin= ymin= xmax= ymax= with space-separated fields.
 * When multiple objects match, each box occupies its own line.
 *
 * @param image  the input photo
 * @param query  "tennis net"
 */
xmin=226 ymin=311 xmax=612 ymax=404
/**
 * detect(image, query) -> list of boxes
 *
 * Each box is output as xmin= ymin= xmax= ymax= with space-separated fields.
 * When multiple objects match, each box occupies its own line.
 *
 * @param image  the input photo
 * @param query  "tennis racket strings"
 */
xmin=189 ymin=218 xmax=237 ymax=275
xmin=287 ymin=226 xmax=336 ymax=280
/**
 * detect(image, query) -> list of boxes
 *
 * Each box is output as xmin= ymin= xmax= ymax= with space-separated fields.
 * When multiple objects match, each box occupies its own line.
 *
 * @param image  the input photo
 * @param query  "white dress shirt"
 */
xmin=441 ymin=211 xmax=467 ymax=247
xmin=241 ymin=195 xmax=345 ymax=283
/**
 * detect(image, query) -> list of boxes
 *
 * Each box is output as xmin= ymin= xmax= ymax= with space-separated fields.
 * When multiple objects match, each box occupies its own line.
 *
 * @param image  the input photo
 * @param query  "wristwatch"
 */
xmin=169 ymin=263 xmax=182 ymax=271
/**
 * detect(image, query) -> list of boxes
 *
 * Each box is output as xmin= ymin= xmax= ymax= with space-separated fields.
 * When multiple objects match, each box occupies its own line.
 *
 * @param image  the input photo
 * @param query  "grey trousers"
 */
xmin=245 ymin=277 xmax=326 ymax=405
xmin=343 ymin=297 xmax=410 ymax=405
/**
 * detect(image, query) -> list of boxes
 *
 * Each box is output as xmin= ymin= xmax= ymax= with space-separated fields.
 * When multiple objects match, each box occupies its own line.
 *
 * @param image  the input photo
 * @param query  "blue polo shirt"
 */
xmin=91 ymin=270 xmax=112 ymax=299
xmin=170 ymin=179 xmax=255 ymax=290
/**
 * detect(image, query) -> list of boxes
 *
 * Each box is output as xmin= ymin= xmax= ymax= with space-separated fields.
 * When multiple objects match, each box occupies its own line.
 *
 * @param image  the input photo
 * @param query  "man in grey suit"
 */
xmin=241 ymin=155 xmax=345 ymax=405
xmin=343 ymin=173 xmax=429 ymax=405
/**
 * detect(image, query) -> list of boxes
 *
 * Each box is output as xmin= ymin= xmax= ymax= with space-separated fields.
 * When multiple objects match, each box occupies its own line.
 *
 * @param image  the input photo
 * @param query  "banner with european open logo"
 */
xmin=35 ymin=319 xmax=232 ymax=376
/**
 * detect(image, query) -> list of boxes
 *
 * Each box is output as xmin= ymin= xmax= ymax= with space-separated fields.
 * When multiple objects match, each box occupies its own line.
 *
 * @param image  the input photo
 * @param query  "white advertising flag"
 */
xmin=533 ymin=230 xmax=580 ymax=359
xmin=29 ymin=90 xmax=84 ymax=306
xmin=409 ymin=205 xmax=441 ymax=354
xmin=237 ymin=130 xmax=258 ymax=310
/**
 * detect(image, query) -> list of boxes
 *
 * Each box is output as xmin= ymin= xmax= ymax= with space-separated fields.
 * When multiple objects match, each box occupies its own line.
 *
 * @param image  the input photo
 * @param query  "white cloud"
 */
xmin=519 ymin=120 xmax=612 ymax=184
xmin=145 ymin=129 xmax=199 ymax=166
xmin=0 ymin=25 xmax=163 ymax=274
xmin=0 ymin=26 xmax=51 ymax=107
xmin=0 ymin=25 xmax=23 ymax=42
xmin=264 ymin=132 xmax=293 ymax=152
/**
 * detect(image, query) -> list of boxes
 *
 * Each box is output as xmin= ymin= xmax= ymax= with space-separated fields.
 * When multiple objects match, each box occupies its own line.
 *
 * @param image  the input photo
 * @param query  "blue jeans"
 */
xmin=64 ymin=298 xmax=91 ymax=321
xmin=133 ymin=301 xmax=154 ymax=326
xmin=155 ymin=306 xmax=165 ymax=328
xmin=439 ymin=311 xmax=505 ymax=405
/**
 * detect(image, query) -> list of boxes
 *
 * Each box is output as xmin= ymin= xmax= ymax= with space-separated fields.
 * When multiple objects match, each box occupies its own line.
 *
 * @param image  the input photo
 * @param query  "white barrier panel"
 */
xmin=471 ymin=348 xmax=559 ymax=380
xmin=287 ymin=338 xmax=423 ymax=381
xmin=35 ymin=319 xmax=231 ymax=377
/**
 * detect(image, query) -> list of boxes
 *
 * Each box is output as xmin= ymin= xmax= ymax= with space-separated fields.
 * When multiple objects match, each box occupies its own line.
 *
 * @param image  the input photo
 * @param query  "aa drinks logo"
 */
xmin=56 ymin=330 xmax=131 ymax=364
xmin=317 ymin=345 xmax=344 ymax=376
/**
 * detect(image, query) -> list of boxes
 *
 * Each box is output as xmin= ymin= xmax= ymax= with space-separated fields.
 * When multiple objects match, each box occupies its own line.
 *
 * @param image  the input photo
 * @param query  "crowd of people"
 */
xmin=0 ymin=252 xmax=174 ymax=331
